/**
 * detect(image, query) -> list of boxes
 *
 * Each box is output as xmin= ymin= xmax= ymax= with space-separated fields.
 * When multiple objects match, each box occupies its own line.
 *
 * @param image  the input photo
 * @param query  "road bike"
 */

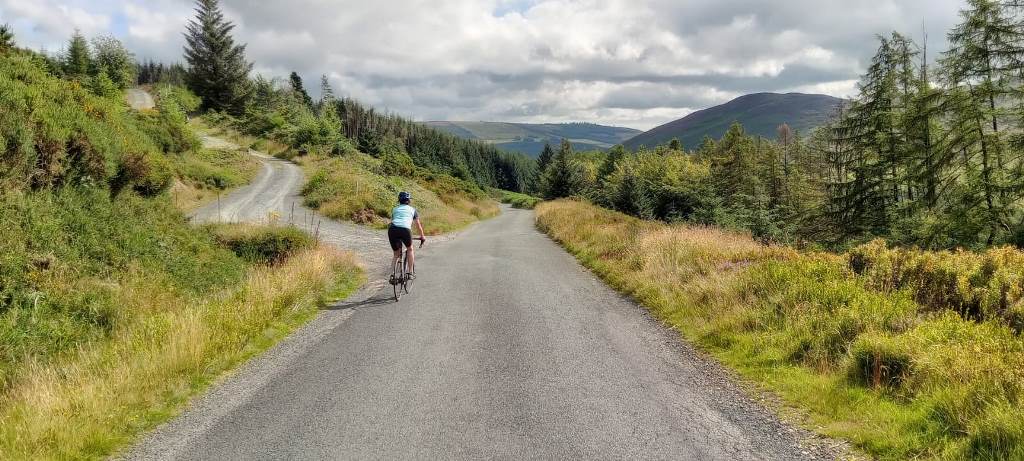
xmin=390 ymin=238 xmax=425 ymax=301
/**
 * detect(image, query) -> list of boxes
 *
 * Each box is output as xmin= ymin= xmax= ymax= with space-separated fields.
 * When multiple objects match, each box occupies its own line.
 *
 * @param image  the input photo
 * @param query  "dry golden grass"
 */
xmin=0 ymin=246 xmax=361 ymax=460
xmin=169 ymin=178 xmax=217 ymax=211
xmin=167 ymin=146 xmax=260 ymax=212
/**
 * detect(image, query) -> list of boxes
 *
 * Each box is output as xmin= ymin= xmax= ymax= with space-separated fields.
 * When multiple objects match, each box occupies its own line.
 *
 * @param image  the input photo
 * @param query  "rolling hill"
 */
xmin=623 ymin=93 xmax=844 ymax=151
xmin=423 ymin=121 xmax=641 ymax=157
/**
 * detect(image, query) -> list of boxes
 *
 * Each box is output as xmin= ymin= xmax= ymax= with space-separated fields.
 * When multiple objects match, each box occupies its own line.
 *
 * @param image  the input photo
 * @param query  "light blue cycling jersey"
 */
xmin=390 ymin=204 xmax=419 ymax=229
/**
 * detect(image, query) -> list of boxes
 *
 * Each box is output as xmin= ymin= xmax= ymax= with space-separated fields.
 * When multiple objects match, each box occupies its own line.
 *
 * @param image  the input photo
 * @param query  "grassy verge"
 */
xmin=168 ymin=146 xmax=260 ymax=211
xmin=295 ymin=153 xmax=498 ymax=234
xmin=0 ymin=189 xmax=362 ymax=460
xmin=495 ymin=189 xmax=542 ymax=209
xmin=535 ymin=199 xmax=1024 ymax=460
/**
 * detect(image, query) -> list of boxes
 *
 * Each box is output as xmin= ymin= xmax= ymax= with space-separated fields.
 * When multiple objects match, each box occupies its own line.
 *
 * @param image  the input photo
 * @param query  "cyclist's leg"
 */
xmin=387 ymin=226 xmax=403 ymax=268
xmin=406 ymin=241 xmax=415 ymax=275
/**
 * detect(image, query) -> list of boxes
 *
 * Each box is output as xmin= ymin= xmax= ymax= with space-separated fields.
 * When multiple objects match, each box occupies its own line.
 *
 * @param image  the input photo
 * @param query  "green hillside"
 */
xmin=623 ymin=93 xmax=843 ymax=150
xmin=424 ymin=121 xmax=640 ymax=157
xmin=0 ymin=44 xmax=360 ymax=459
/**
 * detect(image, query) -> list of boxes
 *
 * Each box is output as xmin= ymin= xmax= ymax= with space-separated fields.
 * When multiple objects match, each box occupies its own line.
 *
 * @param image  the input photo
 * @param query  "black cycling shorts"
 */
xmin=388 ymin=225 xmax=413 ymax=251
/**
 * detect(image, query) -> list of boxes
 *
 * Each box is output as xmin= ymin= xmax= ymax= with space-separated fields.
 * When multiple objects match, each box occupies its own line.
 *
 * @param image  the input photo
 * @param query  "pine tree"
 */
xmin=0 ymin=24 xmax=14 ymax=53
xmin=537 ymin=142 xmax=555 ymax=173
xmin=90 ymin=69 xmax=119 ymax=97
xmin=693 ymin=136 xmax=716 ymax=162
xmin=906 ymin=37 xmax=944 ymax=211
xmin=289 ymin=71 xmax=313 ymax=109
xmin=668 ymin=138 xmax=682 ymax=151
xmin=64 ymin=30 xmax=92 ymax=79
xmin=940 ymin=0 xmax=1021 ymax=244
xmin=184 ymin=0 xmax=253 ymax=114
xmin=541 ymin=139 xmax=577 ymax=199
xmin=712 ymin=123 xmax=758 ymax=205
xmin=598 ymin=145 xmax=626 ymax=179
xmin=827 ymin=34 xmax=923 ymax=239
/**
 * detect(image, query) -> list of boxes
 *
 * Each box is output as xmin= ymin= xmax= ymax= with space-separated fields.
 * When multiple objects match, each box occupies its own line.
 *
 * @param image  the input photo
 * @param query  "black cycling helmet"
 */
xmin=398 ymin=191 xmax=411 ymax=203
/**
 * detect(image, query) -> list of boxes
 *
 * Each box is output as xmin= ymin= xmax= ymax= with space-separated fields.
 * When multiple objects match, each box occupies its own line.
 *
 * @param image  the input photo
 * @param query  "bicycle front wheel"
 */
xmin=393 ymin=258 xmax=404 ymax=302
xmin=403 ymin=270 xmax=414 ymax=295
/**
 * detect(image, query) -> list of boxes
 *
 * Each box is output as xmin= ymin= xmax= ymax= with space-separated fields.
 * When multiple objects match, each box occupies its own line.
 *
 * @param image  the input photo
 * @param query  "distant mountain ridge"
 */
xmin=623 ymin=92 xmax=844 ymax=151
xmin=423 ymin=121 xmax=641 ymax=157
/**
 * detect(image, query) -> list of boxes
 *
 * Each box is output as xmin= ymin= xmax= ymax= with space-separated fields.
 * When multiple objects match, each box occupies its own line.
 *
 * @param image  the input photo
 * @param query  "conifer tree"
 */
xmin=537 ymin=142 xmax=555 ymax=173
xmin=184 ymin=0 xmax=253 ymax=114
xmin=712 ymin=123 xmax=758 ymax=206
xmin=64 ymin=31 xmax=92 ymax=79
xmin=0 ymin=24 xmax=14 ymax=53
xmin=940 ymin=0 xmax=1021 ymax=244
xmin=668 ymin=138 xmax=682 ymax=151
xmin=317 ymin=75 xmax=336 ymax=114
xmin=906 ymin=37 xmax=943 ymax=210
xmin=289 ymin=71 xmax=313 ymax=109
xmin=320 ymin=75 xmax=334 ymax=101
xmin=693 ymin=136 xmax=716 ymax=162
xmin=598 ymin=145 xmax=626 ymax=179
xmin=541 ymin=139 xmax=577 ymax=199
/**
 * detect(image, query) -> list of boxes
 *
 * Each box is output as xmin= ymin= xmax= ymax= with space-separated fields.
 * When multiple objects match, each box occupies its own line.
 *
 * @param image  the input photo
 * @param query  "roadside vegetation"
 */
xmin=297 ymin=153 xmax=498 ymax=233
xmin=537 ymin=199 xmax=1024 ymax=460
xmin=168 ymin=144 xmax=259 ymax=211
xmin=496 ymin=190 xmax=542 ymax=209
xmin=0 ymin=191 xmax=360 ymax=459
xmin=537 ymin=1 xmax=1024 ymax=253
xmin=0 ymin=24 xmax=361 ymax=460
xmin=527 ymin=8 xmax=1024 ymax=455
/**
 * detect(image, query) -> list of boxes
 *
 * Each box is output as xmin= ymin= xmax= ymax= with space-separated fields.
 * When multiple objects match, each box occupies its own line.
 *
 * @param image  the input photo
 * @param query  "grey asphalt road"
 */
xmin=126 ymin=88 xmax=155 ymax=110
xmin=126 ymin=137 xmax=835 ymax=460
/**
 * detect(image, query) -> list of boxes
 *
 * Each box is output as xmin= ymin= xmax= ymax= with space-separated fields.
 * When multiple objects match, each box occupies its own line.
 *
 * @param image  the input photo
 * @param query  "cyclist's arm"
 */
xmin=414 ymin=217 xmax=425 ymax=241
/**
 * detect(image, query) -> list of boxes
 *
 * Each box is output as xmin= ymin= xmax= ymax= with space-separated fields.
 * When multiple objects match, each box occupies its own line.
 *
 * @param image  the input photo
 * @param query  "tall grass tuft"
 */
xmin=209 ymin=223 xmax=315 ymax=265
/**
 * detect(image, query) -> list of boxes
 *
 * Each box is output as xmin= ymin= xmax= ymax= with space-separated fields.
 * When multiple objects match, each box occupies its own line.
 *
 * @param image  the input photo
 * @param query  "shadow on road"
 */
xmin=326 ymin=294 xmax=395 ymax=311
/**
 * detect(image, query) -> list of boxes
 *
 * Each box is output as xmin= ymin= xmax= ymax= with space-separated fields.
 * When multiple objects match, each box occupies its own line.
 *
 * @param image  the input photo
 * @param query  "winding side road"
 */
xmin=126 ymin=136 xmax=837 ymax=460
xmin=188 ymin=138 xmax=390 ymax=271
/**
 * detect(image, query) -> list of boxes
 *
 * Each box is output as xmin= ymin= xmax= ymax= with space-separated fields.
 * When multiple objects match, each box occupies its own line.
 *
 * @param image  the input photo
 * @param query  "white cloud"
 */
xmin=0 ymin=0 xmax=968 ymax=129
xmin=124 ymin=3 xmax=182 ymax=42
xmin=0 ymin=0 xmax=110 ymax=50
xmin=790 ymin=79 xmax=859 ymax=99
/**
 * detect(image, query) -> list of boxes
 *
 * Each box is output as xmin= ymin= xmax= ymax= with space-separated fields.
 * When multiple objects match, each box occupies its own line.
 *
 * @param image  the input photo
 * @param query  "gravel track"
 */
xmin=126 ymin=88 xmax=155 ymax=111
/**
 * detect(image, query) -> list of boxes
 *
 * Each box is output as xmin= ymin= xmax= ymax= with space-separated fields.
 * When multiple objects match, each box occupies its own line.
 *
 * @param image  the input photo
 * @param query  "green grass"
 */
xmin=296 ymin=152 xmax=499 ymax=234
xmin=209 ymin=223 xmax=315 ymax=265
xmin=168 ymin=146 xmax=260 ymax=211
xmin=536 ymin=199 xmax=1024 ymax=460
xmin=0 ymin=189 xmax=362 ymax=459
xmin=496 ymin=190 xmax=542 ymax=209
xmin=0 ymin=49 xmax=365 ymax=460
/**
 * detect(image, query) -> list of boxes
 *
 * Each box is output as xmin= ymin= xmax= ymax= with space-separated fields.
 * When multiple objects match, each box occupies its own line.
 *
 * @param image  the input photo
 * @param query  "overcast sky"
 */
xmin=1 ymin=0 xmax=967 ymax=129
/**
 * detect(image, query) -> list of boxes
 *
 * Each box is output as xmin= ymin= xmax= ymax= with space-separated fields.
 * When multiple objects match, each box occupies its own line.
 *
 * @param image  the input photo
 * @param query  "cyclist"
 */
xmin=388 ymin=191 xmax=425 ymax=278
